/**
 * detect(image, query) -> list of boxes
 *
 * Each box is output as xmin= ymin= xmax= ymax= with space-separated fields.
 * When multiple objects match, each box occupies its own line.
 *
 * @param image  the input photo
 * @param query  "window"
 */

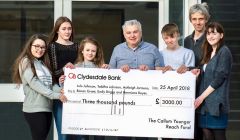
xmin=72 ymin=1 xmax=159 ymax=63
xmin=0 ymin=1 xmax=54 ymax=83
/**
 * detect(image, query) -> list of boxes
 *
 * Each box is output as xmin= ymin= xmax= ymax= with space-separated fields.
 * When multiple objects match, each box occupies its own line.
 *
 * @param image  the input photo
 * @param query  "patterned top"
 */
xmin=48 ymin=42 xmax=78 ymax=82
xmin=19 ymin=57 xmax=60 ymax=112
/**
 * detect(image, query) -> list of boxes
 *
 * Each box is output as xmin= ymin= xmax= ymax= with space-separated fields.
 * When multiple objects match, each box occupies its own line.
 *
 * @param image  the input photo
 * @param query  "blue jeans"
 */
xmin=53 ymin=100 xmax=84 ymax=140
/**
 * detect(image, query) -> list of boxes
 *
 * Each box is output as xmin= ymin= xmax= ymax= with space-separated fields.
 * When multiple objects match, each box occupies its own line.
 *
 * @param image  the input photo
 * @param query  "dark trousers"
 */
xmin=85 ymin=136 xmax=105 ymax=140
xmin=118 ymin=136 xmax=148 ymax=140
xmin=24 ymin=112 xmax=52 ymax=140
xmin=94 ymin=136 xmax=105 ymax=140
xmin=194 ymin=113 xmax=203 ymax=140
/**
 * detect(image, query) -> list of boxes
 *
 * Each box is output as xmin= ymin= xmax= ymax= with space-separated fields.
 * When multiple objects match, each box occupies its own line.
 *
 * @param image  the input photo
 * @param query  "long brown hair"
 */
xmin=48 ymin=16 xmax=74 ymax=44
xmin=12 ymin=34 xmax=51 ymax=85
xmin=75 ymin=36 xmax=105 ymax=67
xmin=201 ymin=22 xmax=225 ymax=64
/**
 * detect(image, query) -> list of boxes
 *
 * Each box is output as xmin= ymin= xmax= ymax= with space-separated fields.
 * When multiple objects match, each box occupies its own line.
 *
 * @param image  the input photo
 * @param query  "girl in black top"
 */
xmin=48 ymin=16 xmax=81 ymax=140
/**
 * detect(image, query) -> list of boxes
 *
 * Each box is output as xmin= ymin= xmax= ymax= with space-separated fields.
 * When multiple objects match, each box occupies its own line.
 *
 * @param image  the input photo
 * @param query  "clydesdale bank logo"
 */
xmin=68 ymin=73 xmax=121 ymax=81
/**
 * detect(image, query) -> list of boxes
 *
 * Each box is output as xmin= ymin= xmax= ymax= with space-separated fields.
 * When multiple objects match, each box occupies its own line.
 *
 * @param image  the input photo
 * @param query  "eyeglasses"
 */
xmin=32 ymin=45 xmax=46 ymax=51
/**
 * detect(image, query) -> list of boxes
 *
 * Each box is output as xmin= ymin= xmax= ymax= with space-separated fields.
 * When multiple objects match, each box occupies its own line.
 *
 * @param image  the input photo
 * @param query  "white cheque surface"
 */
xmin=62 ymin=68 xmax=196 ymax=139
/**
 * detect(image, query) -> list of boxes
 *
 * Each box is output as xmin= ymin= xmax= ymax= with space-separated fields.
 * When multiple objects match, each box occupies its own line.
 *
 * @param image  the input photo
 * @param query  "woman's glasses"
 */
xmin=32 ymin=44 xmax=46 ymax=51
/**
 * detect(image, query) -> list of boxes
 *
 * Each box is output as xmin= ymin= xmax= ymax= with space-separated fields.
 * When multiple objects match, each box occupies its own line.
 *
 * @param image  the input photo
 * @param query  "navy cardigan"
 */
xmin=198 ymin=45 xmax=233 ymax=116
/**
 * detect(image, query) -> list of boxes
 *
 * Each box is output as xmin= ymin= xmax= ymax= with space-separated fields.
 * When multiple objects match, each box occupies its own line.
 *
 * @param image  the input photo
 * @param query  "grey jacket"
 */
xmin=20 ymin=58 xmax=61 ymax=113
xmin=198 ymin=45 xmax=233 ymax=116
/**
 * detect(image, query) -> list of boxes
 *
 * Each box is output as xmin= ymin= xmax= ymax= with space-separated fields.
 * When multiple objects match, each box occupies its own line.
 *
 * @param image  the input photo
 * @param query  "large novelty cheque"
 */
xmin=62 ymin=68 xmax=196 ymax=139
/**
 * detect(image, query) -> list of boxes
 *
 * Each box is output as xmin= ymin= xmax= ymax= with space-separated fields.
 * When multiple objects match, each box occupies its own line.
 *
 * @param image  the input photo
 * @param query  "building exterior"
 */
xmin=0 ymin=0 xmax=239 ymax=139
